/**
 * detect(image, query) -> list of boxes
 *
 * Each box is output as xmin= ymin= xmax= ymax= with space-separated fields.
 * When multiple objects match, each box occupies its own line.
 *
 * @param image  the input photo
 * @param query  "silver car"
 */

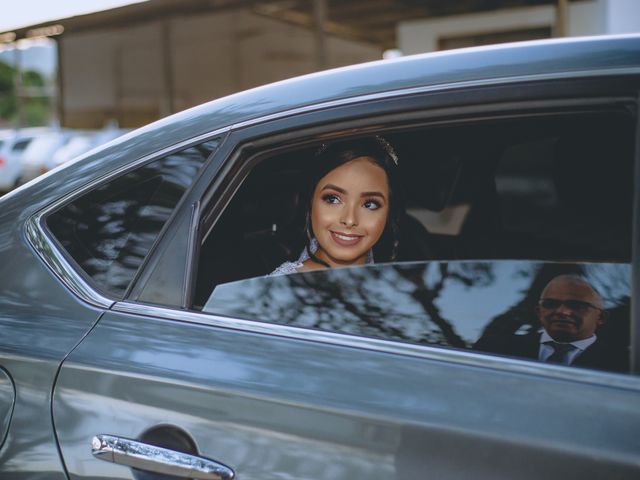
xmin=18 ymin=129 xmax=74 ymax=184
xmin=1 ymin=34 xmax=639 ymax=479
xmin=0 ymin=128 xmax=48 ymax=192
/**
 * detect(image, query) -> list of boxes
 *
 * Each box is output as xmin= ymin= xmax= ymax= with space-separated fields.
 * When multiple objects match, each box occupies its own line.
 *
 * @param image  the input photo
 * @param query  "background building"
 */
xmin=1 ymin=0 xmax=639 ymax=129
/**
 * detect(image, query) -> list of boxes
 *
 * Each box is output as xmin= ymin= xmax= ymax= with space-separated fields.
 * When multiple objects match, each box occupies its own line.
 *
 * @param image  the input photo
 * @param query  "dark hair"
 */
xmin=302 ymin=136 xmax=404 ymax=266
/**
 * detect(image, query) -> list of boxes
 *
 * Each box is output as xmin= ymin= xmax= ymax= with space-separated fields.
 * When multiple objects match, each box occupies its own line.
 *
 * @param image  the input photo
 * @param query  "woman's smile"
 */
xmin=330 ymin=231 xmax=364 ymax=246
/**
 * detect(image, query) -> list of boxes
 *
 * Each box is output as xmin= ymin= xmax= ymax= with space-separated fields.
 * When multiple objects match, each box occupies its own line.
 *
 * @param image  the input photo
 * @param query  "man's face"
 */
xmin=537 ymin=277 xmax=605 ymax=342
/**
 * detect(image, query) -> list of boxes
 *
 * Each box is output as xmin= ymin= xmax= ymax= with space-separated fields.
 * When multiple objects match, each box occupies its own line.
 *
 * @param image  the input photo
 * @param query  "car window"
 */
xmin=189 ymin=108 xmax=635 ymax=374
xmin=203 ymin=261 xmax=630 ymax=373
xmin=46 ymin=139 xmax=218 ymax=297
xmin=11 ymin=138 xmax=32 ymax=153
xmin=194 ymin=110 xmax=634 ymax=302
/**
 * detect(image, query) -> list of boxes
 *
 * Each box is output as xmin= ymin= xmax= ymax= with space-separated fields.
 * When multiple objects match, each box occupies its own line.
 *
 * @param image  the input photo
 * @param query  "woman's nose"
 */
xmin=340 ymin=204 xmax=358 ymax=227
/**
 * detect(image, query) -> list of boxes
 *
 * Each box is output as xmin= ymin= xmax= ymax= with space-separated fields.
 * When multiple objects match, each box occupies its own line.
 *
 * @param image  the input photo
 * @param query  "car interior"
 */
xmin=193 ymin=109 xmax=635 ymax=310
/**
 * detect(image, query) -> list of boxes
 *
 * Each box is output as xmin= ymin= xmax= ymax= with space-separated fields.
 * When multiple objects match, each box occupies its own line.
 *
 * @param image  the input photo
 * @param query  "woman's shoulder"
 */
xmin=269 ymin=260 xmax=303 ymax=276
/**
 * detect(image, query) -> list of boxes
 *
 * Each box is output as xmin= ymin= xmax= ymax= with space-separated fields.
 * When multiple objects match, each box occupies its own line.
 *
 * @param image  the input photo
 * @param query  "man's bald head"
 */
xmin=537 ymin=275 xmax=605 ymax=342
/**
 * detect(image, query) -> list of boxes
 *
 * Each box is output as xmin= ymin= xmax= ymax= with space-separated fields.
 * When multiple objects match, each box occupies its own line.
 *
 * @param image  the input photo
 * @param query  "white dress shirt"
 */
xmin=538 ymin=329 xmax=597 ymax=365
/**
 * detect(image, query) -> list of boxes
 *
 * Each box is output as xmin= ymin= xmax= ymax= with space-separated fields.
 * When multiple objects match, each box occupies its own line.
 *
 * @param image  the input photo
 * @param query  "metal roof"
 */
xmin=4 ymin=0 xmax=579 ymax=50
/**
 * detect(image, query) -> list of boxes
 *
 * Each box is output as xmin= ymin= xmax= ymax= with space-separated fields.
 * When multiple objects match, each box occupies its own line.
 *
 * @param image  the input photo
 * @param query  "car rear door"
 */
xmin=52 ymin=294 xmax=640 ymax=479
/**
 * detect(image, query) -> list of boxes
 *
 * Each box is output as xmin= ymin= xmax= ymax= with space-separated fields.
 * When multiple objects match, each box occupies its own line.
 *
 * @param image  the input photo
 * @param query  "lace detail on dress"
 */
xmin=269 ymin=238 xmax=374 ymax=276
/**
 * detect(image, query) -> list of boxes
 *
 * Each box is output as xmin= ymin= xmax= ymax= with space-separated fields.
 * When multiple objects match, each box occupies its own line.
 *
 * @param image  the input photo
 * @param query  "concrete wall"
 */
xmin=398 ymin=0 xmax=639 ymax=55
xmin=60 ymin=9 xmax=380 ymax=128
xmin=604 ymin=0 xmax=640 ymax=34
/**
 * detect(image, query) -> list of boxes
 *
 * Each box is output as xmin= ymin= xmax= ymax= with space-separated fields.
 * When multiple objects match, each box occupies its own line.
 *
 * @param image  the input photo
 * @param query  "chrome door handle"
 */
xmin=91 ymin=434 xmax=235 ymax=480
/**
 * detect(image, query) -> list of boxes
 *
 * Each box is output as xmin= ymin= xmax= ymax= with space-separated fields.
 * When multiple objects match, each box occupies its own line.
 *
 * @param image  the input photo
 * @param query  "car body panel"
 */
xmin=0 ymin=366 xmax=15 ymax=450
xmin=0 ymin=191 xmax=104 ymax=477
xmin=53 ymin=309 xmax=640 ymax=479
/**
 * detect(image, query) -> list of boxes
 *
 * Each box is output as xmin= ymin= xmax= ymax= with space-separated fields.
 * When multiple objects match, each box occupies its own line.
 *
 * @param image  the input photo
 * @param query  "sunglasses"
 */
xmin=538 ymin=298 xmax=603 ymax=313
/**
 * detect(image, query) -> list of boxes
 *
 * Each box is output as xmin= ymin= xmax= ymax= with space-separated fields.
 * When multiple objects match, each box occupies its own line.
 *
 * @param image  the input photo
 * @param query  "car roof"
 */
xmin=4 ymin=34 xmax=640 ymax=213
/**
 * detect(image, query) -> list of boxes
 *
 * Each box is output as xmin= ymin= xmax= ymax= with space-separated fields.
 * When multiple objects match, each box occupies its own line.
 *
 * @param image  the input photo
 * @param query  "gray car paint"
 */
xmin=54 ymin=310 xmax=640 ymax=479
xmin=0 ymin=202 xmax=103 ymax=477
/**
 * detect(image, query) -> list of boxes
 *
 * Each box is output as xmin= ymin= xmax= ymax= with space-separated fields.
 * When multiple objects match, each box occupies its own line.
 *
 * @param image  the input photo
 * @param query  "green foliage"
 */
xmin=0 ymin=61 xmax=14 ymax=93
xmin=0 ymin=61 xmax=16 ymax=119
xmin=23 ymin=69 xmax=46 ymax=87
xmin=0 ymin=59 xmax=51 ymax=126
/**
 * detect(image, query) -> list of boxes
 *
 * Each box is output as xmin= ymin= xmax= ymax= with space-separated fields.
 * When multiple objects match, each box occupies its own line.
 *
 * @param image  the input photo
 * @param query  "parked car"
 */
xmin=46 ymin=127 xmax=130 ymax=171
xmin=1 ymin=35 xmax=640 ymax=479
xmin=0 ymin=127 xmax=48 ymax=192
xmin=18 ymin=129 xmax=74 ymax=184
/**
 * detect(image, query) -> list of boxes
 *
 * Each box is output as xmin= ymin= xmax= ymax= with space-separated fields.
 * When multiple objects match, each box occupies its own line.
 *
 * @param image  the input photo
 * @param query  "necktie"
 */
xmin=546 ymin=342 xmax=576 ymax=364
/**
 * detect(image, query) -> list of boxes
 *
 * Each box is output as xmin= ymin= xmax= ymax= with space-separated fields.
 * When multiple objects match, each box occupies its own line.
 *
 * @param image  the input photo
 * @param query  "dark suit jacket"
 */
xmin=474 ymin=332 xmax=629 ymax=373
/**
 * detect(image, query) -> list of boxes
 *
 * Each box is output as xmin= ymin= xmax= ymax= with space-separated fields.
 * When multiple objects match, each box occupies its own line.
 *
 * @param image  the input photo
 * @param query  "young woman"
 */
xmin=271 ymin=136 xmax=403 ymax=275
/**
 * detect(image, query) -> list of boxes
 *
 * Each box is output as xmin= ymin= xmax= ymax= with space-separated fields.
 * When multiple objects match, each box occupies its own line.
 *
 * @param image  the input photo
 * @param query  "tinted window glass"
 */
xmin=393 ymin=112 xmax=634 ymax=263
xmin=11 ymin=138 xmax=32 ymax=153
xmin=48 ymin=140 xmax=217 ymax=297
xmin=204 ymin=261 xmax=630 ymax=373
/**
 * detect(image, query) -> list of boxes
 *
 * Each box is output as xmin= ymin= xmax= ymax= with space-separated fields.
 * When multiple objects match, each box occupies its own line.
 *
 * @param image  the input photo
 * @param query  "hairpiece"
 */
xmin=375 ymin=135 xmax=399 ymax=166
xmin=313 ymin=135 xmax=399 ymax=166
xmin=314 ymin=142 xmax=329 ymax=157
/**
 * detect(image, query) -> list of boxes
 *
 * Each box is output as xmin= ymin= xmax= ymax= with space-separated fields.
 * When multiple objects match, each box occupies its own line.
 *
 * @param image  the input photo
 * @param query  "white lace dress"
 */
xmin=269 ymin=238 xmax=373 ymax=276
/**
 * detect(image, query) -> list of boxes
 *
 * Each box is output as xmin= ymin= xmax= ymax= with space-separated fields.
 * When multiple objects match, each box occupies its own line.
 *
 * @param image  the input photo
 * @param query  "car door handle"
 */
xmin=91 ymin=434 xmax=235 ymax=480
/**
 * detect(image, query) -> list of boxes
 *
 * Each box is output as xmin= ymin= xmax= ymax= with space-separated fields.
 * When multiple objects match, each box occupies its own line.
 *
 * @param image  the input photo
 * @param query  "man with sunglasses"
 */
xmin=475 ymin=274 xmax=628 ymax=373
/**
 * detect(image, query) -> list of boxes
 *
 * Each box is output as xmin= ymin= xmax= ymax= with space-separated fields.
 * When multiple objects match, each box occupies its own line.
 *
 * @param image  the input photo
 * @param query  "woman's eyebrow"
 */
xmin=321 ymin=184 xmax=346 ymax=194
xmin=321 ymin=184 xmax=387 ymax=200
xmin=361 ymin=191 xmax=386 ymax=199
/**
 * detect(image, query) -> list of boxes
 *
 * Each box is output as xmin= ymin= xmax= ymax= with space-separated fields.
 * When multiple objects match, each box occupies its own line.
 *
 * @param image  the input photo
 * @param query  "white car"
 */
xmin=19 ymin=129 xmax=74 ymax=184
xmin=46 ymin=128 xmax=130 ymax=171
xmin=0 ymin=128 xmax=49 ymax=192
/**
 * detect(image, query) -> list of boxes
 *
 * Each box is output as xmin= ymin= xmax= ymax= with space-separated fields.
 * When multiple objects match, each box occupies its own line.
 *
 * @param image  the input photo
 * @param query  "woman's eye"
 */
xmin=322 ymin=194 xmax=341 ymax=204
xmin=363 ymin=199 xmax=381 ymax=210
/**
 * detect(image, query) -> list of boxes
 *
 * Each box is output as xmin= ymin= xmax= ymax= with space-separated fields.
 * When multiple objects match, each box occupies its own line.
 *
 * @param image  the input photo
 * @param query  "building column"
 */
xmin=313 ymin=0 xmax=327 ymax=71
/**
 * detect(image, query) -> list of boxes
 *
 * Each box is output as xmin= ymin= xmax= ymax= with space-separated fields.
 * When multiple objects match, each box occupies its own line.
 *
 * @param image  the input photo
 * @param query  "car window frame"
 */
xmin=26 ymin=128 xmax=229 ymax=308
xmin=119 ymin=75 xmax=640 ymax=381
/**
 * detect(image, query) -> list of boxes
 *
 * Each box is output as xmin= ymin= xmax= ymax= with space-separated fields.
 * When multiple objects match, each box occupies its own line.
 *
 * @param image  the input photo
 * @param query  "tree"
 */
xmin=0 ymin=60 xmax=16 ymax=120
xmin=0 ymin=59 xmax=51 ymax=126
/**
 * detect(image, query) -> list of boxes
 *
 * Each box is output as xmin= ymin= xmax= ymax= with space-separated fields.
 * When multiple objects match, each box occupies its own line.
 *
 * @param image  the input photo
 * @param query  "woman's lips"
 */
xmin=330 ymin=231 xmax=363 ymax=246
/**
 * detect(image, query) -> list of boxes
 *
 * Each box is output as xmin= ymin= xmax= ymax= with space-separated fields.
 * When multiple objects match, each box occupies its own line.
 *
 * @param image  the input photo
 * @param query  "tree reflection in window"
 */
xmin=48 ymin=140 xmax=218 ymax=297
xmin=204 ymin=261 xmax=629 ymax=352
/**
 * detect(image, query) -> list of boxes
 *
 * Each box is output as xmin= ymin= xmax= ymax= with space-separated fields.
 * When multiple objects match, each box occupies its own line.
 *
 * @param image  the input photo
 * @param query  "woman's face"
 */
xmin=310 ymin=157 xmax=389 ymax=268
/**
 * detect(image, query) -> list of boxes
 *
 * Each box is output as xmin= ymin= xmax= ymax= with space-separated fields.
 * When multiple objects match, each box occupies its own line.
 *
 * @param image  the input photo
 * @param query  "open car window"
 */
xmin=203 ymin=261 xmax=630 ymax=374
xmin=194 ymin=109 xmax=634 ymax=307
xmin=188 ymin=105 xmax=636 ymax=374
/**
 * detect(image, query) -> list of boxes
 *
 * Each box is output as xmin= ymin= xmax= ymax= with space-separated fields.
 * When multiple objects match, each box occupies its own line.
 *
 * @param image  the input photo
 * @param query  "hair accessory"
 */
xmin=314 ymin=142 xmax=329 ymax=157
xmin=375 ymin=135 xmax=399 ymax=166
xmin=314 ymin=136 xmax=399 ymax=166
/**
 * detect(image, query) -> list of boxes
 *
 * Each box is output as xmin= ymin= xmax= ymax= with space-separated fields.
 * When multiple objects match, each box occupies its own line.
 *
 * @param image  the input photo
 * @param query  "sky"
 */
xmin=0 ymin=0 xmax=148 ymax=32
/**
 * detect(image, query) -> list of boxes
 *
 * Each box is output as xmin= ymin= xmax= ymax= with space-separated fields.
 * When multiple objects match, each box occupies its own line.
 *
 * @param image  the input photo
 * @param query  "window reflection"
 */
xmin=47 ymin=140 xmax=217 ymax=297
xmin=204 ymin=261 xmax=629 ymax=373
